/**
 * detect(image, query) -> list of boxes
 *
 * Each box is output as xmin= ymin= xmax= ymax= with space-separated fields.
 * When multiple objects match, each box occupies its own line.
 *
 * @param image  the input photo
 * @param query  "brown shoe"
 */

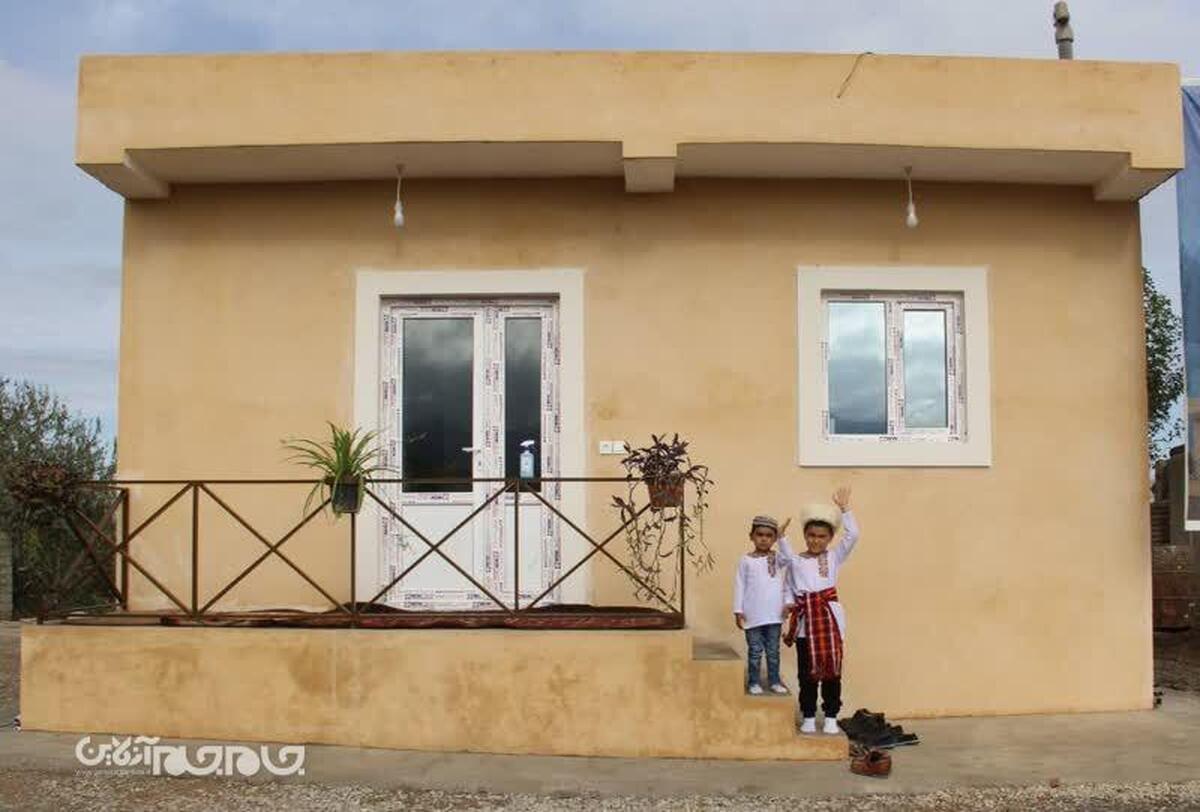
xmin=850 ymin=746 xmax=892 ymax=778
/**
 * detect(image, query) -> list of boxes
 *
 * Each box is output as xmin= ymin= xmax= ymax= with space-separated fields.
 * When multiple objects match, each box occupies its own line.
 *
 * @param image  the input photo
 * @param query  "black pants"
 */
xmin=797 ymin=638 xmax=842 ymax=718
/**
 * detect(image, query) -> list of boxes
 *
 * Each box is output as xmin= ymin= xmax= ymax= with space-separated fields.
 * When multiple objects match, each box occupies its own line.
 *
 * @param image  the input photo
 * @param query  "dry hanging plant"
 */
xmin=611 ymin=433 xmax=714 ymax=605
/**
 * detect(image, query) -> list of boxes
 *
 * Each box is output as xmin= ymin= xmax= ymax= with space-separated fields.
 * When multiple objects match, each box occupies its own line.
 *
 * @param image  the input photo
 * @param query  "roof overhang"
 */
xmin=75 ymin=51 xmax=1184 ymax=201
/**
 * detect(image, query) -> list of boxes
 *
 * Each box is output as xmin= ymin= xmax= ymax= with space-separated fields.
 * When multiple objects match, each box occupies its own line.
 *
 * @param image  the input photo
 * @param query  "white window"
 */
xmin=798 ymin=267 xmax=991 ymax=467
xmin=824 ymin=292 xmax=963 ymax=439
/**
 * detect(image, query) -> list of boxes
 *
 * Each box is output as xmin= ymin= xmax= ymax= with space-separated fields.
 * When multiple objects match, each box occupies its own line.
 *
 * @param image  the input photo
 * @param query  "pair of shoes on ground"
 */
xmin=849 ymin=742 xmax=892 ymax=777
xmin=799 ymin=716 xmax=841 ymax=735
xmin=747 ymin=683 xmax=790 ymax=696
xmin=837 ymin=707 xmax=919 ymax=749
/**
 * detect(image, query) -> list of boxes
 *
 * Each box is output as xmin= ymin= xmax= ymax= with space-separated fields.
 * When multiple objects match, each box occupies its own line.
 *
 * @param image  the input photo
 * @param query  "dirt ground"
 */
xmin=0 ymin=770 xmax=1198 ymax=812
xmin=1154 ymin=629 xmax=1200 ymax=693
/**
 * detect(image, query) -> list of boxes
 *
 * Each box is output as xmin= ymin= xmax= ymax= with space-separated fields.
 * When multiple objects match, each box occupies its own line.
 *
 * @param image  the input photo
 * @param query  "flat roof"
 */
xmin=75 ymin=50 xmax=1184 ymax=200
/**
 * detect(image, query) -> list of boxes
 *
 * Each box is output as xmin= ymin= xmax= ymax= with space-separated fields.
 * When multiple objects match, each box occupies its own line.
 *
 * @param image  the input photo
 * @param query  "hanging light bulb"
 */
xmin=904 ymin=166 xmax=919 ymax=229
xmin=393 ymin=165 xmax=405 ymax=229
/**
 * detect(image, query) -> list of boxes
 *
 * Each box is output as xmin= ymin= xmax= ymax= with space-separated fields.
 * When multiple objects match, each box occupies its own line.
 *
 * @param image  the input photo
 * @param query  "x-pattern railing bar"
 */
xmin=50 ymin=475 xmax=685 ymax=625
xmin=525 ymin=489 xmax=679 ymax=613
xmin=364 ymin=483 xmax=512 ymax=607
xmin=365 ymin=486 xmax=511 ymax=611
xmin=198 ymin=484 xmax=349 ymax=615
xmin=61 ymin=512 xmax=125 ymax=604
xmin=125 ymin=484 xmax=193 ymax=544
xmin=61 ymin=493 xmax=128 ymax=598
xmin=70 ymin=501 xmax=192 ymax=615
xmin=523 ymin=500 xmax=654 ymax=610
xmin=199 ymin=496 xmax=336 ymax=615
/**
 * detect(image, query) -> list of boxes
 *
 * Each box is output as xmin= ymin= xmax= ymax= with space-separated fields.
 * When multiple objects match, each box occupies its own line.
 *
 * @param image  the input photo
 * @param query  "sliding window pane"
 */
xmin=402 ymin=318 xmax=473 ymax=492
xmin=505 ymin=318 xmax=542 ymax=489
xmin=902 ymin=310 xmax=949 ymax=429
xmin=827 ymin=301 xmax=887 ymax=435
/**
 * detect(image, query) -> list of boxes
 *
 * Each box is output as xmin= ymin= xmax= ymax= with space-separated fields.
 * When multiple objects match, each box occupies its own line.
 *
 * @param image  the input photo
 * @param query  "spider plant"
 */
xmin=282 ymin=423 xmax=387 ymax=515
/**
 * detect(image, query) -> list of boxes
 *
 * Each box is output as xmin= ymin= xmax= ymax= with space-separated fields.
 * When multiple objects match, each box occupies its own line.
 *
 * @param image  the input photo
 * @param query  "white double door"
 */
xmin=377 ymin=299 xmax=561 ymax=610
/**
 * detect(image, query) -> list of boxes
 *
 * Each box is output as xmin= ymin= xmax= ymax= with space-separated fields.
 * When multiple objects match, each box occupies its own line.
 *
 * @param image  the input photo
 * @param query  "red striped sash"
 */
xmin=786 ymin=587 xmax=843 ymax=680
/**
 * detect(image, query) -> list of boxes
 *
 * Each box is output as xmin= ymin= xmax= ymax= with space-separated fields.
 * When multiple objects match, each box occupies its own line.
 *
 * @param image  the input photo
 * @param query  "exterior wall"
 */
xmin=116 ymin=178 xmax=1150 ymax=717
xmin=20 ymin=625 xmax=845 ymax=760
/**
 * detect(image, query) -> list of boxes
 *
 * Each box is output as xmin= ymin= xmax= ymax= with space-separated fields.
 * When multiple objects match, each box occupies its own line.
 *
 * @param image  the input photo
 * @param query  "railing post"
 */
xmin=350 ymin=508 xmax=358 ymax=627
xmin=190 ymin=483 xmax=199 ymax=616
xmin=513 ymin=478 xmax=520 ymax=613
xmin=120 ymin=488 xmax=130 ymax=611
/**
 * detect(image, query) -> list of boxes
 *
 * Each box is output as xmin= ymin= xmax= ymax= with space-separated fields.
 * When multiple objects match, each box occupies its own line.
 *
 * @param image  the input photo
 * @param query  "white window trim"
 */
xmin=353 ymin=268 xmax=587 ymax=603
xmin=797 ymin=265 xmax=992 ymax=467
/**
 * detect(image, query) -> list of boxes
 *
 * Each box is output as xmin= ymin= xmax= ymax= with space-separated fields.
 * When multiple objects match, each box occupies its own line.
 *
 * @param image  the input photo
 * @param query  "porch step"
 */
xmin=687 ymin=634 xmax=845 ymax=759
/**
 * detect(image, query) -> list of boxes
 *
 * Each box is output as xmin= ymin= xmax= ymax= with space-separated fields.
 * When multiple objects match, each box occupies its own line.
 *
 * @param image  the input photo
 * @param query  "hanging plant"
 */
xmin=611 ymin=433 xmax=715 ymax=605
xmin=282 ymin=423 xmax=387 ymax=516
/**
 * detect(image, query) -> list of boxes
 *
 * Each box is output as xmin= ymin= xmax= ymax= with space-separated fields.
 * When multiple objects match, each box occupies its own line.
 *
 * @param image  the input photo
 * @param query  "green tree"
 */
xmin=0 ymin=379 xmax=116 ymax=619
xmin=1144 ymin=268 xmax=1185 ymax=463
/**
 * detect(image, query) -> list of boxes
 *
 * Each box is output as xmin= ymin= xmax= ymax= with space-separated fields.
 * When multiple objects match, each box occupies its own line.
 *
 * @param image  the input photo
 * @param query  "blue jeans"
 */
xmin=745 ymin=623 xmax=782 ymax=688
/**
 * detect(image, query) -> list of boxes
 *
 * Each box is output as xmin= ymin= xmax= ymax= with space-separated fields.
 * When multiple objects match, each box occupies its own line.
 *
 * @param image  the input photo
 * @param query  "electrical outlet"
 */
xmin=599 ymin=440 xmax=613 ymax=454
xmin=599 ymin=440 xmax=627 ymax=456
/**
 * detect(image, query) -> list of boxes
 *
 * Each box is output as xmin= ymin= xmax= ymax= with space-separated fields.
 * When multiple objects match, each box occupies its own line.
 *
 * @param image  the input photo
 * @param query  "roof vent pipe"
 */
xmin=1053 ymin=2 xmax=1074 ymax=59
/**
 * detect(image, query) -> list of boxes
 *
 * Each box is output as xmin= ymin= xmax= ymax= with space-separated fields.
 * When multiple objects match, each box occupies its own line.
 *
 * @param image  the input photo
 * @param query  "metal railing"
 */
xmin=47 ymin=477 xmax=686 ymax=628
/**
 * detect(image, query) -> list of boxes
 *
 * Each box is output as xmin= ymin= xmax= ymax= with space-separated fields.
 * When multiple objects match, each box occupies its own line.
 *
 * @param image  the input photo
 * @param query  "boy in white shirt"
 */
xmin=733 ymin=515 xmax=792 ymax=696
xmin=778 ymin=486 xmax=859 ymax=735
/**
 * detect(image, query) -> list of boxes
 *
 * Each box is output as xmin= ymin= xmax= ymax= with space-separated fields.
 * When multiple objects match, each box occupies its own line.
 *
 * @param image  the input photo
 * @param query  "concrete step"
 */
xmin=688 ymin=634 xmax=845 ymax=759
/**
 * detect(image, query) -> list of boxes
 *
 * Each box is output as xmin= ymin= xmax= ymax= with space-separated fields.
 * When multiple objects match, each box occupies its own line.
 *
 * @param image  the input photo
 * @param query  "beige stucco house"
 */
xmin=20 ymin=50 xmax=1183 ymax=761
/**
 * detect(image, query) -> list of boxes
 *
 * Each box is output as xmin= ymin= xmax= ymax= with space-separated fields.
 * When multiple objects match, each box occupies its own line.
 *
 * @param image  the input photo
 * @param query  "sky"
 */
xmin=1 ymin=0 xmax=1197 ymax=443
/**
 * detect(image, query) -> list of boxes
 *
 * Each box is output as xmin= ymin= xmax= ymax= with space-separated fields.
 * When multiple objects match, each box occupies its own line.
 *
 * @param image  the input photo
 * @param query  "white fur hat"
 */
xmin=799 ymin=503 xmax=842 ymax=533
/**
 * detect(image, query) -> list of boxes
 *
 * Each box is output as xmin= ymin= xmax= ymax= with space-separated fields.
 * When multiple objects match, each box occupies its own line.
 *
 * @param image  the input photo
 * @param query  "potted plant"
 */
xmin=611 ymin=434 xmax=715 ymax=603
xmin=283 ymin=423 xmax=386 ymax=516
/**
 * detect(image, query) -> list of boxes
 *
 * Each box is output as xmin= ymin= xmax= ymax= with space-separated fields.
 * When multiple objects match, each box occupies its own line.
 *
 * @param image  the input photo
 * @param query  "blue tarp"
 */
xmin=1180 ymin=87 xmax=1200 ymax=397
xmin=1178 ymin=86 xmax=1200 ymax=522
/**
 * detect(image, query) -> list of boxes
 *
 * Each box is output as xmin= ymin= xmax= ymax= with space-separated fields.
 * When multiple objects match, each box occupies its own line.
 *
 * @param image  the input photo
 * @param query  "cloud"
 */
xmin=0 ymin=59 xmax=123 ymax=436
xmin=829 ymin=302 xmax=887 ymax=434
xmin=0 ymin=0 xmax=1197 ymax=443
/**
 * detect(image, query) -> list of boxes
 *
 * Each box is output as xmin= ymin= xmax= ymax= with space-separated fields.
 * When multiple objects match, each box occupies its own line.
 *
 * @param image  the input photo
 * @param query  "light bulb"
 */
xmin=905 ymin=201 xmax=919 ymax=229
xmin=393 ymin=199 xmax=405 ymax=229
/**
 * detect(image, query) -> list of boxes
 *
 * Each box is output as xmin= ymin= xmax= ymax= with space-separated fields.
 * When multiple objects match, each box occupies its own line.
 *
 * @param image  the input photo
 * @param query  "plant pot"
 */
xmin=646 ymin=474 xmax=685 ymax=509
xmin=330 ymin=479 xmax=363 ymax=515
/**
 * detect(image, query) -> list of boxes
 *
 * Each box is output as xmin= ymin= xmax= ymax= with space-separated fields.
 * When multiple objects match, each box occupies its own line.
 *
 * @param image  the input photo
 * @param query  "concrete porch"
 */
xmin=19 ymin=624 xmax=845 ymax=761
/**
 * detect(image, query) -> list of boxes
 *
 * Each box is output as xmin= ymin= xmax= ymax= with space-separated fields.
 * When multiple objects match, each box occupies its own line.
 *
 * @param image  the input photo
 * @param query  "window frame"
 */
xmin=821 ymin=291 xmax=963 ymax=441
xmin=798 ymin=266 xmax=991 ymax=467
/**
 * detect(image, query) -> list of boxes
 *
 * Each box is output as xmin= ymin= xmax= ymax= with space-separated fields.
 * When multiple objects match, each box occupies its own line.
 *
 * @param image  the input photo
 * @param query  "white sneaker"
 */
xmin=748 ymin=684 xmax=764 ymax=695
xmin=800 ymin=717 xmax=817 ymax=733
xmin=769 ymin=683 xmax=789 ymax=695
xmin=823 ymin=716 xmax=841 ymax=735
